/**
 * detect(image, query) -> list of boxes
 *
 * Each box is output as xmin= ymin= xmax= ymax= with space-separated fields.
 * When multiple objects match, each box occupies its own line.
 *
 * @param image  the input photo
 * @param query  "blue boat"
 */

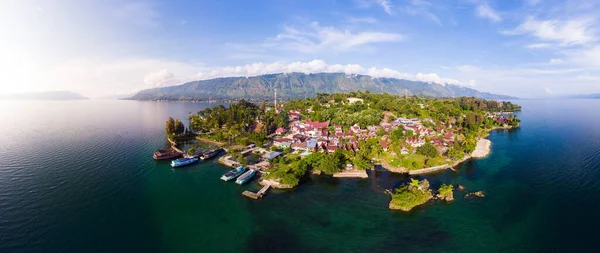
xmin=235 ymin=169 xmax=256 ymax=185
xmin=170 ymin=157 xmax=199 ymax=168
xmin=221 ymin=166 xmax=245 ymax=181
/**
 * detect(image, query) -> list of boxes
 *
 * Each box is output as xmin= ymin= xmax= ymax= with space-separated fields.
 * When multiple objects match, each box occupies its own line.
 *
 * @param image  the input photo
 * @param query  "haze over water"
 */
xmin=1 ymin=99 xmax=599 ymax=252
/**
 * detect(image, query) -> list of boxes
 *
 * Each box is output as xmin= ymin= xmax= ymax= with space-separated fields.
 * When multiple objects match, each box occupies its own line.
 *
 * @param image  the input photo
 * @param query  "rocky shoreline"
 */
xmin=259 ymin=179 xmax=294 ymax=189
xmin=332 ymin=169 xmax=369 ymax=178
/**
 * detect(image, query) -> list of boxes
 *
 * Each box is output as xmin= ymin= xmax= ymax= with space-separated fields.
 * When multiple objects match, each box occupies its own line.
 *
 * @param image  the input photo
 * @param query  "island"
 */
xmin=162 ymin=91 xmax=520 ymax=210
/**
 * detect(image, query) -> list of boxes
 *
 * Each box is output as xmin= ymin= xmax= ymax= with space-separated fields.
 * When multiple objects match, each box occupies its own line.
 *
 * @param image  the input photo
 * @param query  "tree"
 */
xmin=353 ymin=156 xmax=371 ymax=170
xmin=174 ymin=118 xmax=185 ymax=135
xmin=165 ymin=117 xmax=176 ymax=135
xmin=409 ymin=178 xmax=420 ymax=188
xmin=260 ymin=101 xmax=266 ymax=111
xmin=417 ymin=143 xmax=439 ymax=158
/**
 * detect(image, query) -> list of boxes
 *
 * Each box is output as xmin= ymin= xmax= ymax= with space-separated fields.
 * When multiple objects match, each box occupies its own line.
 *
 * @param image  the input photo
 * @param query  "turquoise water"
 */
xmin=1 ymin=99 xmax=600 ymax=252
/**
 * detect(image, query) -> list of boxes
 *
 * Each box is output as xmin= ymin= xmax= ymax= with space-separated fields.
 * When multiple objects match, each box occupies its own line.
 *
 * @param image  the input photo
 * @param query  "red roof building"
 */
xmin=275 ymin=128 xmax=288 ymax=134
xmin=307 ymin=120 xmax=330 ymax=129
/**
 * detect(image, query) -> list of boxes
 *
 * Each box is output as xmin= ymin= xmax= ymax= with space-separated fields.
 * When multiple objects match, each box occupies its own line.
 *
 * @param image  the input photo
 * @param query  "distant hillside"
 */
xmin=0 ymin=91 xmax=88 ymax=100
xmin=129 ymin=72 xmax=516 ymax=101
xmin=565 ymin=93 xmax=600 ymax=99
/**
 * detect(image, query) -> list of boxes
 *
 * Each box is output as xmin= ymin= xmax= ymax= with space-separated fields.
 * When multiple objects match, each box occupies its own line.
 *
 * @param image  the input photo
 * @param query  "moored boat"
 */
xmin=235 ymin=169 xmax=256 ymax=185
xmin=200 ymin=149 xmax=221 ymax=160
xmin=153 ymin=148 xmax=183 ymax=160
xmin=170 ymin=157 xmax=199 ymax=168
xmin=221 ymin=166 xmax=246 ymax=181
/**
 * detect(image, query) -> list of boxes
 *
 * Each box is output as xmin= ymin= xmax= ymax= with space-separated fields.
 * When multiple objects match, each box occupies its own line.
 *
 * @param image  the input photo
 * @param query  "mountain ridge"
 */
xmin=128 ymin=72 xmax=516 ymax=100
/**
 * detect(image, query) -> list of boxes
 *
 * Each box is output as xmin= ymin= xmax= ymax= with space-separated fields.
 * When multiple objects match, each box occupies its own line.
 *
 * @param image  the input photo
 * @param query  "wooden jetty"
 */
xmin=242 ymin=184 xmax=270 ymax=200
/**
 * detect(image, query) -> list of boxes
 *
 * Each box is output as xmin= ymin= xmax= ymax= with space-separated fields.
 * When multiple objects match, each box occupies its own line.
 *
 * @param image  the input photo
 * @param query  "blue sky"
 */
xmin=1 ymin=0 xmax=599 ymax=97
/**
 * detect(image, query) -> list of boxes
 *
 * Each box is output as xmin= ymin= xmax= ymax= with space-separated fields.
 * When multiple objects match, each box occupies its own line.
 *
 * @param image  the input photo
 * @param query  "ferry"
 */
xmin=221 ymin=166 xmax=245 ymax=181
xmin=235 ymin=169 xmax=256 ymax=185
xmin=170 ymin=157 xmax=199 ymax=168
xmin=153 ymin=148 xmax=183 ymax=160
xmin=200 ymin=149 xmax=221 ymax=160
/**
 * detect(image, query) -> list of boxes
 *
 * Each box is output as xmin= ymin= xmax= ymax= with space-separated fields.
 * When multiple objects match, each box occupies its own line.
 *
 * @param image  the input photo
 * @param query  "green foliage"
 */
xmin=416 ymin=143 xmax=439 ymax=158
xmin=438 ymin=184 xmax=453 ymax=198
xmin=165 ymin=117 xmax=185 ymax=136
xmin=399 ymin=154 xmax=427 ymax=170
xmin=165 ymin=117 xmax=175 ymax=135
xmin=409 ymin=179 xmax=420 ymax=188
xmin=390 ymin=184 xmax=432 ymax=211
xmin=352 ymin=156 xmax=371 ymax=170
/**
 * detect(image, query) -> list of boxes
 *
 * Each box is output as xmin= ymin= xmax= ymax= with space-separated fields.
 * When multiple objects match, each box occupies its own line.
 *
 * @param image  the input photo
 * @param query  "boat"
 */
xmin=170 ymin=157 xmax=199 ymax=168
xmin=200 ymin=149 xmax=221 ymax=160
xmin=221 ymin=166 xmax=246 ymax=181
xmin=235 ymin=169 xmax=256 ymax=185
xmin=153 ymin=148 xmax=183 ymax=160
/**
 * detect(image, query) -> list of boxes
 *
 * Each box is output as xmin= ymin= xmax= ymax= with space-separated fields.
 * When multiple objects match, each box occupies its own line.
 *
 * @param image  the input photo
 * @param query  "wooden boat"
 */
xmin=200 ymin=149 xmax=221 ymax=160
xmin=153 ymin=148 xmax=183 ymax=160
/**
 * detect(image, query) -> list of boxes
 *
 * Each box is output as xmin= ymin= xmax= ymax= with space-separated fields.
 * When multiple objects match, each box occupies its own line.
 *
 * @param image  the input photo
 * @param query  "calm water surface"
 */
xmin=1 ymin=99 xmax=599 ymax=252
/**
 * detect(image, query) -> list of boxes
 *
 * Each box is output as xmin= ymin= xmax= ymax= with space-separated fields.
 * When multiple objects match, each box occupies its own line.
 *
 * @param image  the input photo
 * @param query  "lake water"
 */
xmin=1 ymin=99 xmax=599 ymax=252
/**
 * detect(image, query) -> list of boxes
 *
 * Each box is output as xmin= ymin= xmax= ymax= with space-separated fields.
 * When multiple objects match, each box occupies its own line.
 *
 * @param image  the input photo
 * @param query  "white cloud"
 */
xmin=564 ymin=45 xmax=600 ymax=67
xmin=400 ymin=0 xmax=443 ymax=26
xmin=144 ymin=69 xmax=177 ymax=87
xmin=47 ymin=58 xmax=203 ymax=97
xmin=356 ymin=0 xmax=393 ymax=15
xmin=526 ymin=43 xmax=553 ymax=49
xmin=504 ymin=16 xmax=596 ymax=46
xmin=265 ymin=22 xmax=403 ymax=53
xmin=549 ymin=58 xmax=563 ymax=64
xmin=347 ymin=17 xmax=378 ymax=24
xmin=196 ymin=60 xmax=465 ymax=86
xmin=475 ymin=2 xmax=502 ymax=22
xmin=376 ymin=0 xmax=393 ymax=15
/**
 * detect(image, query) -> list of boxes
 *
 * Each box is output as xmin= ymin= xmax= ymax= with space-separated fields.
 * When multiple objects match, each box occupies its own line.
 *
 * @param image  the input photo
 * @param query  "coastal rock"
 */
xmin=259 ymin=179 xmax=294 ymax=189
xmin=311 ymin=170 xmax=322 ymax=175
xmin=458 ymin=184 xmax=466 ymax=191
xmin=418 ymin=179 xmax=430 ymax=190
xmin=332 ymin=170 xmax=368 ymax=178
xmin=465 ymin=191 xmax=485 ymax=198
xmin=437 ymin=193 xmax=454 ymax=202
xmin=389 ymin=192 xmax=432 ymax=211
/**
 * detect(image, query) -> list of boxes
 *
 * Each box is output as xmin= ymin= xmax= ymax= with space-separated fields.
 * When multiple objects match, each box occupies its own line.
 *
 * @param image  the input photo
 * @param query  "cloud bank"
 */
xmin=196 ymin=59 xmax=464 ymax=86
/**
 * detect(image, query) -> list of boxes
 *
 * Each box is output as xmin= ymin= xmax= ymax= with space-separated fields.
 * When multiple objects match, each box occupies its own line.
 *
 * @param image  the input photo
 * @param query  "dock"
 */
xmin=242 ymin=184 xmax=270 ymax=200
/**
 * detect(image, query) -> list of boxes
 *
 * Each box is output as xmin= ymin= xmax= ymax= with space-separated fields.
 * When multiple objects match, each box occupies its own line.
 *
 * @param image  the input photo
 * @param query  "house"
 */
xmin=326 ymin=145 xmax=338 ymax=153
xmin=334 ymin=125 xmax=343 ymax=133
xmin=289 ymin=112 xmax=302 ymax=121
xmin=262 ymin=151 xmax=282 ymax=160
xmin=349 ymin=124 xmax=361 ymax=134
xmin=307 ymin=120 xmax=330 ymax=129
xmin=275 ymin=127 xmax=288 ymax=135
xmin=444 ymin=131 xmax=455 ymax=141
xmin=273 ymin=138 xmax=293 ymax=147
xmin=379 ymin=139 xmax=390 ymax=151
xmin=291 ymin=141 xmax=307 ymax=151
xmin=406 ymin=137 xmax=425 ymax=147
xmin=306 ymin=138 xmax=318 ymax=150
xmin=400 ymin=147 xmax=410 ymax=155
xmin=279 ymin=142 xmax=292 ymax=149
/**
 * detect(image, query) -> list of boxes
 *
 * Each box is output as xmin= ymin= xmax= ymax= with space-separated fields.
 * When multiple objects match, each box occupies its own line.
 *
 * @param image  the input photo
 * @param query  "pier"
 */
xmin=242 ymin=184 xmax=270 ymax=200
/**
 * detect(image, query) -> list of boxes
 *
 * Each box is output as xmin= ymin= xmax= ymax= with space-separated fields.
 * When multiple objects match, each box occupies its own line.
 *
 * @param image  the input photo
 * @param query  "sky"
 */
xmin=1 ymin=0 xmax=599 ymax=98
